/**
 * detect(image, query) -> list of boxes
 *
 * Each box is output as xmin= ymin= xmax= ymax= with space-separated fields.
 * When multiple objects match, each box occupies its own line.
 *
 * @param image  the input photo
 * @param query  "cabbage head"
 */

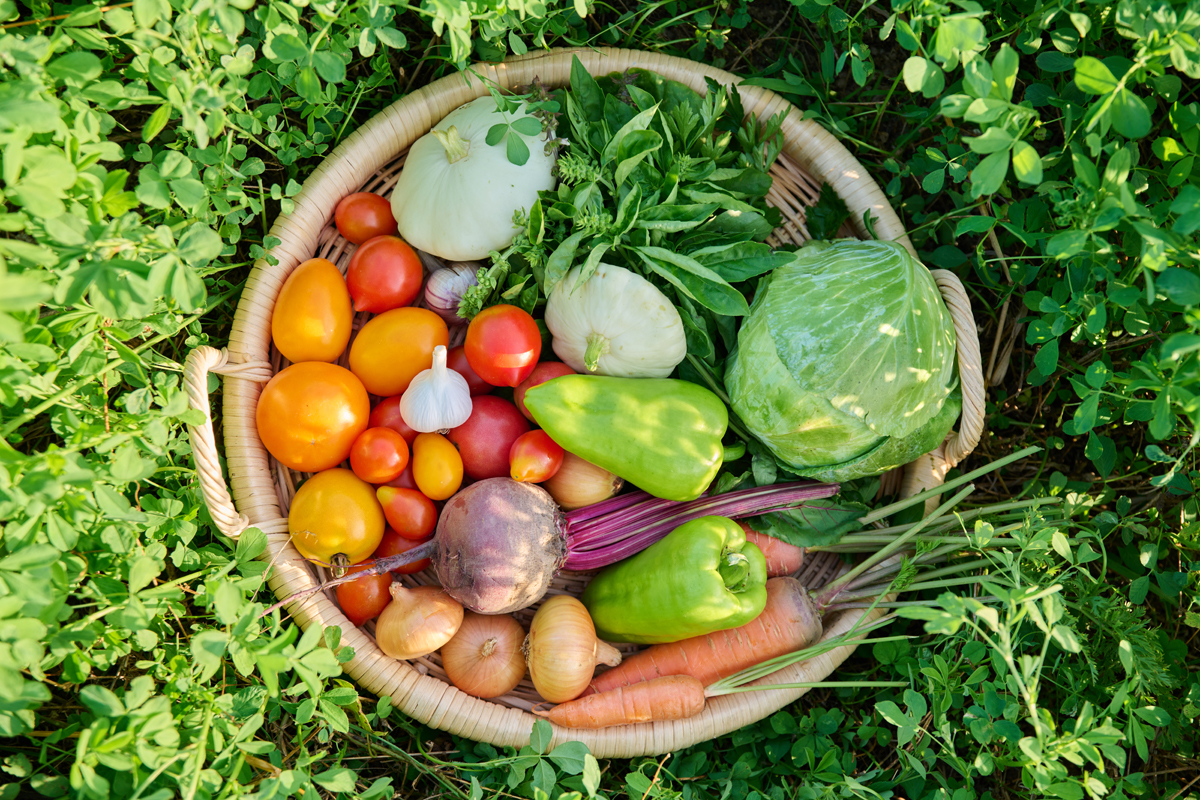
xmin=725 ymin=239 xmax=959 ymax=481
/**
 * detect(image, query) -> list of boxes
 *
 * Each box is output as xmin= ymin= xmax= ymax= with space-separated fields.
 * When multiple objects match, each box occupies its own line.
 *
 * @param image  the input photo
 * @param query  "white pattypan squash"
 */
xmin=390 ymin=96 xmax=556 ymax=261
xmin=545 ymin=263 xmax=688 ymax=378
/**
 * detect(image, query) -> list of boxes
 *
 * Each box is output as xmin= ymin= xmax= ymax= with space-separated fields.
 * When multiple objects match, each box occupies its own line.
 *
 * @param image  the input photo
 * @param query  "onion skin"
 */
xmin=526 ymin=595 xmax=621 ymax=703
xmin=543 ymin=452 xmax=623 ymax=510
xmin=441 ymin=612 xmax=527 ymax=699
xmin=375 ymin=584 xmax=464 ymax=660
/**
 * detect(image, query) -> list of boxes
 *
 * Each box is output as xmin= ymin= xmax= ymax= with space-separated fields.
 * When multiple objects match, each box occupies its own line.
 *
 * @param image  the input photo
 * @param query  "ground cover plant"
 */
xmin=0 ymin=0 xmax=1198 ymax=796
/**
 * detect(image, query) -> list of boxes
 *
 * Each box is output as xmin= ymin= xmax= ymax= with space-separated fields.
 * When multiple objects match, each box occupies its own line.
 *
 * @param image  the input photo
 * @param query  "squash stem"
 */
xmin=583 ymin=334 xmax=610 ymax=372
xmin=432 ymin=126 xmax=471 ymax=163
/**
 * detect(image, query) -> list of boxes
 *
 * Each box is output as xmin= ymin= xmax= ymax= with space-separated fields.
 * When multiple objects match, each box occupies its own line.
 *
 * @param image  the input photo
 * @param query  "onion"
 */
xmin=543 ymin=452 xmax=624 ymax=510
xmin=525 ymin=595 xmax=621 ymax=703
xmin=375 ymin=584 xmax=464 ymax=660
xmin=424 ymin=262 xmax=481 ymax=325
xmin=441 ymin=612 xmax=528 ymax=698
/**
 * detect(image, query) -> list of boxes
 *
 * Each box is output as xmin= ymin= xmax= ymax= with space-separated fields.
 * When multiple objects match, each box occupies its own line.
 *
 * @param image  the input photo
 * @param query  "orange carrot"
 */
xmin=535 ymin=675 xmax=706 ymax=728
xmin=584 ymin=577 xmax=821 ymax=696
xmin=741 ymin=523 xmax=805 ymax=577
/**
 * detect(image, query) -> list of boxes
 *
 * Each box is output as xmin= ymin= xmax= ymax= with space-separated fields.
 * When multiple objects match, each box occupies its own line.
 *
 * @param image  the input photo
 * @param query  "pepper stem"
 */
xmin=718 ymin=551 xmax=750 ymax=592
xmin=583 ymin=333 xmax=610 ymax=372
xmin=432 ymin=126 xmax=471 ymax=163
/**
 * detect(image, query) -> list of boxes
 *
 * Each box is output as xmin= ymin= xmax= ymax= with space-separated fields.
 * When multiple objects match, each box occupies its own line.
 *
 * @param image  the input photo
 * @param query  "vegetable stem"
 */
xmin=858 ymin=446 xmax=1041 ymax=525
xmin=432 ymin=126 xmax=471 ymax=163
xmin=815 ymin=485 xmax=975 ymax=608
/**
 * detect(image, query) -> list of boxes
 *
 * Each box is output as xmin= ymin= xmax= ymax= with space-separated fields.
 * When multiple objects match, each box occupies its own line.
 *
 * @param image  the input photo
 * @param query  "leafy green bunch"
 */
xmin=460 ymin=55 xmax=793 ymax=349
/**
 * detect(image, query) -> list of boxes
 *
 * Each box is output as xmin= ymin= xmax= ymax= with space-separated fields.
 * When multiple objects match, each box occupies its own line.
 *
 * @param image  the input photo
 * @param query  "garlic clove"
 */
xmin=400 ymin=345 xmax=473 ymax=433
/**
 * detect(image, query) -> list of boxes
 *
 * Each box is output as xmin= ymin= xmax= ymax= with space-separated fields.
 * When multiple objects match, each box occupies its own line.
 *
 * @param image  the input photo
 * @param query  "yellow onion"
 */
xmin=440 ymin=612 xmax=527 ymax=699
xmin=525 ymin=595 xmax=621 ymax=703
xmin=543 ymin=453 xmax=623 ymax=510
xmin=376 ymin=584 xmax=464 ymax=660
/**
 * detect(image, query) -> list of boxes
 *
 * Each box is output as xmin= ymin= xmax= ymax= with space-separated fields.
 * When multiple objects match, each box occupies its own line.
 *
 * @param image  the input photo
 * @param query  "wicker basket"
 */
xmin=184 ymin=47 xmax=985 ymax=758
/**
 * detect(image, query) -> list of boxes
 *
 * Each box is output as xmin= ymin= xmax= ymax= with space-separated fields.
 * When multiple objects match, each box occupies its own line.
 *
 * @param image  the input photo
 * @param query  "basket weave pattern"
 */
xmin=184 ymin=48 xmax=984 ymax=758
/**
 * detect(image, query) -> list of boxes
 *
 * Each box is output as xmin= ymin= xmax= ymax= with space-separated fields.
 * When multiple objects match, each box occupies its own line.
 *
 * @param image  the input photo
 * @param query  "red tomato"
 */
xmin=446 ymin=344 xmax=494 ymax=396
xmin=376 ymin=486 xmax=438 ymax=540
xmin=346 ymin=236 xmax=424 ymax=313
xmin=336 ymin=562 xmax=393 ymax=626
xmin=447 ymin=395 xmax=531 ymax=480
xmin=368 ymin=395 xmax=419 ymax=444
xmin=373 ymin=528 xmax=433 ymax=575
xmin=464 ymin=304 xmax=542 ymax=387
xmin=334 ymin=192 xmax=397 ymax=245
xmin=350 ymin=427 xmax=410 ymax=484
xmin=383 ymin=462 xmax=418 ymax=490
xmin=509 ymin=430 xmax=564 ymax=483
xmin=514 ymin=361 xmax=576 ymax=421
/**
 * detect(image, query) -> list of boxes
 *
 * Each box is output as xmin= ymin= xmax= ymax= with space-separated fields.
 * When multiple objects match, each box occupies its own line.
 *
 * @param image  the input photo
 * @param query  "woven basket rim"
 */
xmin=199 ymin=46 xmax=985 ymax=758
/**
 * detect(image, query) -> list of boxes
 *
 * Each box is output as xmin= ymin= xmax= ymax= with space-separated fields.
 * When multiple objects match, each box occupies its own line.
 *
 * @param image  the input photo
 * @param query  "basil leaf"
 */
xmin=689 ymin=242 xmax=794 ymax=283
xmin=613 ymin=183 xmax=642 ymax=235
xmin=576 ymin=241 xmax=611 ymax=289
xmin=636 ymin=246 xmax=751 ymax=316
xmin=569 ymin=55 xmax=604 ymax=122
xmin=635 ymin=203 xmax=718 ymax=232
xmin=601 ymin=103 xmax=659 ymax=166
xmin=543 ymin=231 xmax=588 ymax=296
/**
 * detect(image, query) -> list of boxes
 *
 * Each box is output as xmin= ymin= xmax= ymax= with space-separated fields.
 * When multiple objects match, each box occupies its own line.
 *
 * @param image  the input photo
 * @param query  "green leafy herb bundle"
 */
xmin=459 ymin=55 xmax=796 ymax=367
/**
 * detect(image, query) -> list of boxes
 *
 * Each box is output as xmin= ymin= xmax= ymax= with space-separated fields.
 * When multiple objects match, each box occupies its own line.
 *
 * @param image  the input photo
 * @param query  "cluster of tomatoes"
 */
xmin=258 ymin=191 xmax=576 ymax=628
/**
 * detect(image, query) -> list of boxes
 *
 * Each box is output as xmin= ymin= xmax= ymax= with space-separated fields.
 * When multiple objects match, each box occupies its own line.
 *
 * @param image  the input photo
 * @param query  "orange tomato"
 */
xmin=348 ymin=307 xmax=448 ymax=397
xmin=289 ymin=468 xmax=385 ymax=565
xmin=350 ymin=427 xmax=410 ymax=484
xmin=411 ymin=432 xmax=463 ymax=501
xmin=257 ymin=362 xmax=370 ymax=472
xmin=270 ymin=258 xmax=353 ymax=363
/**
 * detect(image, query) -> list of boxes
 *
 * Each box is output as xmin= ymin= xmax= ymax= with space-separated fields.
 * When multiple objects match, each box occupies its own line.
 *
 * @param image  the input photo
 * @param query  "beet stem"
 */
xmin=560 ymin=481 xmax=839 ymax=571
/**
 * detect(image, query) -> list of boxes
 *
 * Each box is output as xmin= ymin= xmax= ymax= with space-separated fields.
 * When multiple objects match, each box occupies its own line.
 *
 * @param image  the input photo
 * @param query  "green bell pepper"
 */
xmin=523 ymin=375 xmax=728 ymax=502
xmin=580 ymin=516 xmax=768 ymax=644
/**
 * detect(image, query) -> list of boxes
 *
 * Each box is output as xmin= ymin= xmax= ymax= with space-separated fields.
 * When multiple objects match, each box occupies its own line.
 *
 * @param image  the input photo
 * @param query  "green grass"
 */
xmin=0 ymin=0 xmax=1198 ymax=797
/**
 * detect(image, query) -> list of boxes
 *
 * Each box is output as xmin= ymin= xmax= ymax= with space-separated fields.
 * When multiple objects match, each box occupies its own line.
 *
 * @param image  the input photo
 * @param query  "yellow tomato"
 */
xmin=348 ymin=307 xmax=448 ymax=396
xmin=271 ymin=258 xmax=353 ymax=363
xmin=256 ymin=362 xmax=370 ymax=472
xmin=289 ymin=468 xmax=385 ymax=565
xmin=412 ymin=432 xmax=463 ymax=501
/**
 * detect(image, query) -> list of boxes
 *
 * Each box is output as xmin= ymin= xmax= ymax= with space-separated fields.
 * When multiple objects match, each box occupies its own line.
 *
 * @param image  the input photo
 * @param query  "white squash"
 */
xmin=390 ymin=96 xmax=556 ymax=261
xmin=545 ymin=263 xmax=688 ymax=378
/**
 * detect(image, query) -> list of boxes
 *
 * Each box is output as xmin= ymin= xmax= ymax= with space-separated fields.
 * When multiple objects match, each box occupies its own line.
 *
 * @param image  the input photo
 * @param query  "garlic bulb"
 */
xmin=425 ymin=262 xmax=481 ymax=326
xmin=400 ymin=345 xmax=472 ymax=433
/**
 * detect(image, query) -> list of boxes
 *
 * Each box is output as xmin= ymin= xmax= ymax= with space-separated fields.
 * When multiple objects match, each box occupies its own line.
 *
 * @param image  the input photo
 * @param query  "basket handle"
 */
xmin=898 ymin=271 xmax=985 ymax=505
xmin=932 ymin=269 xmax=985 ymax=467
xmin=184 ymin=346 xmax=274 ymax=539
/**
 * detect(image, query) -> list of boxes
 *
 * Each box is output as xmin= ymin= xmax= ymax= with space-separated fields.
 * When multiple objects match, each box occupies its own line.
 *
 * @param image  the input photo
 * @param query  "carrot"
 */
xmin=534 ymin=675 xmax=706 ymax=728
xmin=741 ymin=523 xmax=805 ymax=577
xmin=584 ymin=577 xmax=821 ymax=696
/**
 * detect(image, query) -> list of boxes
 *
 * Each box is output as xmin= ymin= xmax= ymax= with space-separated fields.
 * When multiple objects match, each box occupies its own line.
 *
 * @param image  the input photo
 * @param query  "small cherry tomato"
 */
xmin=368 ymin=395 xmax=420 ymax=444
xmin=464 ymin=304 xmax=542 ymax=387
xmin=350 ymin=427 xmax=410 ymax=484
xmin=257 ymin=362 xmax=370 ymax=472
xmin=514 ymin=361 xmax=576 ymax=421
xmin=376 ymin=486 xmax=438 ymax=540
xmin=349 ymin=307 xmax=448 ymax=397
xmin=270 ymin=258 xmax=353 ymax=364
xmin=288 ymin=468 xmax=385 ymax=566
xmin=336 ymin=562 xmax=393 ymax=626
xmin=411 ymin=432 xmax=463 ymax=501
xmin=383 ymin=462 xmax=419 ymax=490
xmin=346 ymin=235 xmax=424 ymax=313
xmin=446 ymin=344 xmax=494 ymax=396
xmin=374 ymin=528 xmax=434 ymax=575
xmin=509 ymin=430 xmax=565 ymax=483
xmin=334 ymin=192 xmax=398 ymax=245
